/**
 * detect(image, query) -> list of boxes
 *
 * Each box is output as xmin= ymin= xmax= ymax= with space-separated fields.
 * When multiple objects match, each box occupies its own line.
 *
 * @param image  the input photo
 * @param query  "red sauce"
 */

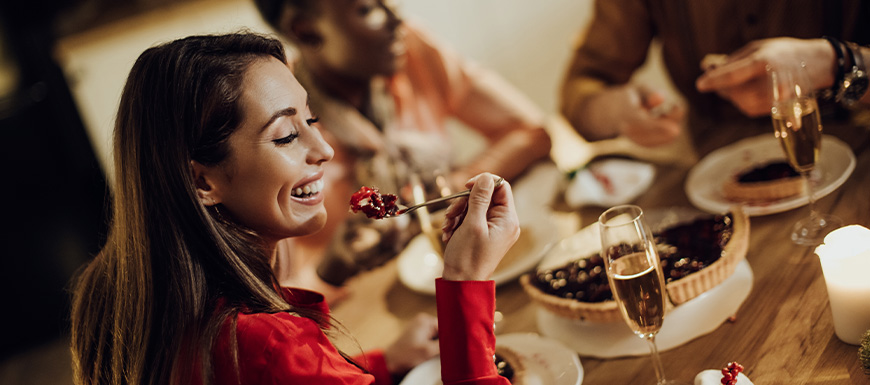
xmin=349 ymin=186 xmax=399 ymax=219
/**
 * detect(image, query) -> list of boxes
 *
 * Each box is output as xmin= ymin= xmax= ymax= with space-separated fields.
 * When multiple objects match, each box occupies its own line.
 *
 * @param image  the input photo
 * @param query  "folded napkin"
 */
xmin=694 ymin=369 xmax=754 ymax=385
xmin=564 ymin=158 xmax=655 ymax=208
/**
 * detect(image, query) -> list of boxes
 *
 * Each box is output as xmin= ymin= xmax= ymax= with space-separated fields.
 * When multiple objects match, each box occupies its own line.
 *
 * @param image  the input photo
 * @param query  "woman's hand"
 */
xmin=383 ymin=313 xmax=440 ymax=375
xmin=696 ymin=38 xmax=836 ymax=117
xmin=439 ymin=173 xmax=520 ymax=281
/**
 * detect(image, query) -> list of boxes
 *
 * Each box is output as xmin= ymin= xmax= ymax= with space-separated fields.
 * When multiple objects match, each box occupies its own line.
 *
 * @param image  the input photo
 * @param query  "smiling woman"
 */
xmin=69 ymin=31 xmax=520 ymax=385
xmin=191 ymin=57 xmax=334 ymax=242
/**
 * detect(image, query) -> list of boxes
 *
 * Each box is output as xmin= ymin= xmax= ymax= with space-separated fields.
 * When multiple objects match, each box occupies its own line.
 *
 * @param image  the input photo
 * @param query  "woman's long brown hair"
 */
xmin=70 ymin=33 xmax=329 ymax=385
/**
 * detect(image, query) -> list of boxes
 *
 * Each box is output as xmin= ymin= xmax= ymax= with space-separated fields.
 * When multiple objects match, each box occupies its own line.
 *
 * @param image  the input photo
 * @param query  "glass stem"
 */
xmin=802 ymin=170 xmax=816 ymax=217
xmin=646 ymin=335 xmax=667 ymax=385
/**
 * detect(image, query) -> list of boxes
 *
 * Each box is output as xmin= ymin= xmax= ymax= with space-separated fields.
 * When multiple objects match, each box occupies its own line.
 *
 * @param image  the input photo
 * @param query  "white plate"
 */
xmin=565 ymin=158 xmax=656 ymax=208
xmin=685 ymin=134 xmax=855 ymax=216
xmin=397 ymin=211 xmax=560 ymax=294
xmin=399 ymin=333 xmax=583 ymax=385
xmin=533 ymin=208 xmax=753 ymax=358
xmin=398 ymin=163 xmax=562 ymax=294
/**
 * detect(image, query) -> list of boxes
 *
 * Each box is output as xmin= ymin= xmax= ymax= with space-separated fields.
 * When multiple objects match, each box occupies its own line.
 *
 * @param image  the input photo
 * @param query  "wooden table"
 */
xmin=332 ymin=124 xmax=870 ymax=385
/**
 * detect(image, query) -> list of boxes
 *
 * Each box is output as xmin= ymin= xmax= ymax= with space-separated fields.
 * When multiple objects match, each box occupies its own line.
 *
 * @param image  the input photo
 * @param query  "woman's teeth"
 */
xmin=292 ymin=179 xmax=323 ymax=198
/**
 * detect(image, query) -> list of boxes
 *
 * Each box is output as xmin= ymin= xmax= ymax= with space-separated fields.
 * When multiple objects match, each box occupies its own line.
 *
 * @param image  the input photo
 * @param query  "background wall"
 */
xmin=55 ymin=0 xmax=681 ymax=178
xmin=54 ymin=0 xmax=601 ymax=178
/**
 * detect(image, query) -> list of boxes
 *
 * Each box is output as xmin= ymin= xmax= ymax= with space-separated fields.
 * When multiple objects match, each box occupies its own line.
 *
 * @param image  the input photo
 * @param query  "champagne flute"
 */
xmin=599 ymin=205 xmax=682 ymax=385
xmin=769 ymin=64 xmax=842 ymax=245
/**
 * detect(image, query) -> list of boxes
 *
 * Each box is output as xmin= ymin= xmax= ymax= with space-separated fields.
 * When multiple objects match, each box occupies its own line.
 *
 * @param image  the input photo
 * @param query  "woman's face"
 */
xmin=311 ymin=0 xmax=405 ymax=79
xmin=209 ymin=57 xmax=334 ymax=242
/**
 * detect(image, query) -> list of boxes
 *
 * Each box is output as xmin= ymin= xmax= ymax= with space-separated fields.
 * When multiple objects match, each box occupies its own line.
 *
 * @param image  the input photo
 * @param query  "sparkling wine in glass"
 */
xmin=769 ymin=65 xmax=842 ymax=245
xmin=599 ymin=205 xmax=683 ymax=385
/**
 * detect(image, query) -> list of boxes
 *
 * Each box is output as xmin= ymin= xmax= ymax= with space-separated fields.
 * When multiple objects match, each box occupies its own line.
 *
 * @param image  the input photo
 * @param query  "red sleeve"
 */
xmin=352 ymin=349 xmax=392 ymax=385
xmin=435 ymin=279 xmax=510 ymax=385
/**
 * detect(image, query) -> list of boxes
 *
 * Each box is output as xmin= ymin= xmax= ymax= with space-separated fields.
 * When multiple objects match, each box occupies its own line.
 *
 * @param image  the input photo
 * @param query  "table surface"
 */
xmin=331 ymin=124 xmax=870 ymax=385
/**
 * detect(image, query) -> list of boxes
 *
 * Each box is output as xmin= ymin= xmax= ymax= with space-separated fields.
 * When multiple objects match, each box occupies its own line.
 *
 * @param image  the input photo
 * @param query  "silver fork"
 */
xmin=390 ymin=176 xmax=505 ymax=217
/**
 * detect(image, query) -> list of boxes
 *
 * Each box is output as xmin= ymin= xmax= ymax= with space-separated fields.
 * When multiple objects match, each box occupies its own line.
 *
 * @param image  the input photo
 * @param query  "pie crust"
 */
xmin=721 ymin=162 xmax=803 ymax=202
xmin=494 ymin=345 xmax=526 ymax=385
xmin=520 ymin=207 xmax=749 ymax=322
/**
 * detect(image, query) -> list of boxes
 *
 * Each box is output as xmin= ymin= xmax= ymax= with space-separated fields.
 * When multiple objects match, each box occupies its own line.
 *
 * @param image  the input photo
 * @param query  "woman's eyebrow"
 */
xmin=260 ymin=107 xmax=297 ymax=132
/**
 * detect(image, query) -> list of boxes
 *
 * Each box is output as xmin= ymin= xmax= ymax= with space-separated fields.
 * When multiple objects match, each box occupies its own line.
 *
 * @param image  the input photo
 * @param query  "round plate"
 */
xmin=399 ymin=333 xmax=583 ymax=385
xmin=685 ymin=134 xmax=855 ymax=216
xmin=397 ymin=162 xmax=562 ymax=294
xmin=397 ymin=211 xmax=559 ymax=294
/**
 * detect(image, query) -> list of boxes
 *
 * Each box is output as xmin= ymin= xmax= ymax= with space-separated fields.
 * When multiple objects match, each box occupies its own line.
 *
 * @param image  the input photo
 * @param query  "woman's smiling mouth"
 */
xmin=291 ymin=178 xmax=324 ymax=199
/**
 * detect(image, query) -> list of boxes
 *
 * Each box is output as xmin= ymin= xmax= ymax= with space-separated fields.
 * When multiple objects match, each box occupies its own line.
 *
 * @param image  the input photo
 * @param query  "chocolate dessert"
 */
xmin=722 ymin=160 xmax=802 ymax=202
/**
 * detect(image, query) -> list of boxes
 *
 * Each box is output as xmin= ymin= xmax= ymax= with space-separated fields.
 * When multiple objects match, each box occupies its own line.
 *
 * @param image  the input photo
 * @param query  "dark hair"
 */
xmin=70 ymin=32 xmax=327 ymax=385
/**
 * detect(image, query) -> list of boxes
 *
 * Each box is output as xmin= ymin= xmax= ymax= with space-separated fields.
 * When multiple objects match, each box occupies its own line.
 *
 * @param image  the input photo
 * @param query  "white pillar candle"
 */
xmin=814 ymin=225 xmax=870 ymax=345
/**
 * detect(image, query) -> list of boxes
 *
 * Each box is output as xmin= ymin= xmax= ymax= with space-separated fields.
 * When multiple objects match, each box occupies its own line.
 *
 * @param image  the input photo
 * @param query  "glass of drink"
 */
xmin=769 ymin=64 xmax=842 ymax=245
xmin=599 ymin=205 xmax=682 ymax=385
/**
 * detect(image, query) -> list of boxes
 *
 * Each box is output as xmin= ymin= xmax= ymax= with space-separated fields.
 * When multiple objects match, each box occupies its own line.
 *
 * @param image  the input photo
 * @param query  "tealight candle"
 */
xmin=814 ymin=225 xmax=870 ymax=345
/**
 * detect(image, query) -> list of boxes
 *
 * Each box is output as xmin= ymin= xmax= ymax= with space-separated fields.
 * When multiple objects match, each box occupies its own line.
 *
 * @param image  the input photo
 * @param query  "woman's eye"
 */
xmin=306 ymin=116 xmax=319 ymax=126
xmin=272 ymin=132 xmax=299 ymax=145
xmin=356 ymin=5 xmax=373 ymax=16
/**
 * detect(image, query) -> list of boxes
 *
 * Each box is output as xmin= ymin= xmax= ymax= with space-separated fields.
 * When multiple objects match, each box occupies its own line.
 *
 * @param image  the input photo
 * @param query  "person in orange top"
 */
xmin=253 ymin=0 xmax=552 ymax=297
xmin=70 ymin=32 xmax=517 ymax=385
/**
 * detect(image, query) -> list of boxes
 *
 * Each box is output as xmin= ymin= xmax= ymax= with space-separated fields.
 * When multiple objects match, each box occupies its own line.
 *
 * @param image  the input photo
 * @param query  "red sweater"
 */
xmin=210 ymin=279 xmax=509 ymax=385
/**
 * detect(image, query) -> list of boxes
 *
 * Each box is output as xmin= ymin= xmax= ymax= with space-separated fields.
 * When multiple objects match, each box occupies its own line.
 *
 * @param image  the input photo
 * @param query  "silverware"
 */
xmin=390 ymin=176 xmax=505 ymax=217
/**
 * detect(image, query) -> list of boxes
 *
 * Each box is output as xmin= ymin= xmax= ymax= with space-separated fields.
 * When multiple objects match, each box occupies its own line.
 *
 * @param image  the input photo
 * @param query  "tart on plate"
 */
xmin=494 ymin=345 xmax=526 ymax=385
xmin=520 ymin=207 xmax=749 ymax=322
xmin=721 ymin=160 xmax=802 ymax=203
xmin=432 ymin=345 xmax=528 ymax=385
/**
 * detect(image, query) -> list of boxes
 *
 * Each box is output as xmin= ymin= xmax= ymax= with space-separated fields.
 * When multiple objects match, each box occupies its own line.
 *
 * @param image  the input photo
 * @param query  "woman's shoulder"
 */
xmin=231 ymin=310 xmax=322 ymax=344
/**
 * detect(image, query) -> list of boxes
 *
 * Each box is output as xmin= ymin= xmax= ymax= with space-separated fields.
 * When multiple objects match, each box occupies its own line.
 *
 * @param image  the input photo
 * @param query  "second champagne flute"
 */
xmin=769 ymin=65 xmax=842 ymax=245
xmin=599 ymin=205 xmax=684 ymax=385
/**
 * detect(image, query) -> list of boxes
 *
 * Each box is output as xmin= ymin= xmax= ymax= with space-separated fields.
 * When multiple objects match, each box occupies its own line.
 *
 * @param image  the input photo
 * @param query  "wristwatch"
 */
xmin=822 ymin=36 xmax=846 ymax=100
xmin=839 ymin=42 xmax=869 ymax=105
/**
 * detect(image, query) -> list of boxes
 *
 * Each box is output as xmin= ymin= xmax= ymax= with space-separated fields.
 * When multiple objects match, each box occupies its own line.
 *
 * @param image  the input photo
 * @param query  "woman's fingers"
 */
xmin=441 ymin=197 xmax=467 ymax=243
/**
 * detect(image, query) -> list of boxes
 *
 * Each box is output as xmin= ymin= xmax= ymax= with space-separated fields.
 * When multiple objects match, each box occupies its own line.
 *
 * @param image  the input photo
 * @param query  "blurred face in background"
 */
xmin=307 ymin=0 xmax=406 ymax=80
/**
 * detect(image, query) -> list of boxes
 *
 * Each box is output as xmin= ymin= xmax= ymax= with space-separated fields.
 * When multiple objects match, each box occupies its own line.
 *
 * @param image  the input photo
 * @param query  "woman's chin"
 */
xmin=289 ymin=212 xmax=328 ymax=237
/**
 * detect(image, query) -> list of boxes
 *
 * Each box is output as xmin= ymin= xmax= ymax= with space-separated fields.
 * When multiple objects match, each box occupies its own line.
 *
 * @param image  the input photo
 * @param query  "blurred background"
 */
xmin=0 ymin=0 xmax=673 ymax=383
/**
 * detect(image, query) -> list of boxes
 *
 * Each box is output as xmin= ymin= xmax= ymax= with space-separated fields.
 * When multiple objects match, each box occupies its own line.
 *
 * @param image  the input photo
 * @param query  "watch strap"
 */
xmin=823 ymin=36 xmax=846 ymax=99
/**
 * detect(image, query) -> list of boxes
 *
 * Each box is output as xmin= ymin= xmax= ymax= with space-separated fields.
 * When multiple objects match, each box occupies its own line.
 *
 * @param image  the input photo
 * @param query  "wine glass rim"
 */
xmin=599 ymin=204 xmax=644 ymax=228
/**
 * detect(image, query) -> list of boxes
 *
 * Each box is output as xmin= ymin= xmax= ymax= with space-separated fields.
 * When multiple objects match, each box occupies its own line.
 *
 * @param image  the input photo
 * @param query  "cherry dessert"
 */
xmin=721 ymin=361 xmax=745 ymax=385
xmin=531 ymin=214 xmax=734 ymax=302
xmin=736 ymin=161 xmax=798 ymax=183
xmin=349 ymin=186 xmax=399 ymax=219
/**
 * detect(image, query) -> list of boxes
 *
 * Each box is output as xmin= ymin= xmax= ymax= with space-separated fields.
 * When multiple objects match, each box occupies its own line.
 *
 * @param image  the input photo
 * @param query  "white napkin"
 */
xmin=694 ymin=369 xmax=754 ymax=385
xmin=565 ymin=158 xmax=655 ymax=208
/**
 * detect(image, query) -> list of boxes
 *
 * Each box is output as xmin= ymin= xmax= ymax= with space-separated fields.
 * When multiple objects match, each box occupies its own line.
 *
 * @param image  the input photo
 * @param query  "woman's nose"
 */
xmin=306 ymin=126 xmax=334 ymax=165
xmin=383 ymin=2 xmax=403 ymax=29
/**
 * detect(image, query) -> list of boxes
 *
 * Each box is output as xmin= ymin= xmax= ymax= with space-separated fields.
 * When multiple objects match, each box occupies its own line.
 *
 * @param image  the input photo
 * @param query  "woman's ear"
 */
xmin=190 ymin=160 xmax=222 ymax=207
